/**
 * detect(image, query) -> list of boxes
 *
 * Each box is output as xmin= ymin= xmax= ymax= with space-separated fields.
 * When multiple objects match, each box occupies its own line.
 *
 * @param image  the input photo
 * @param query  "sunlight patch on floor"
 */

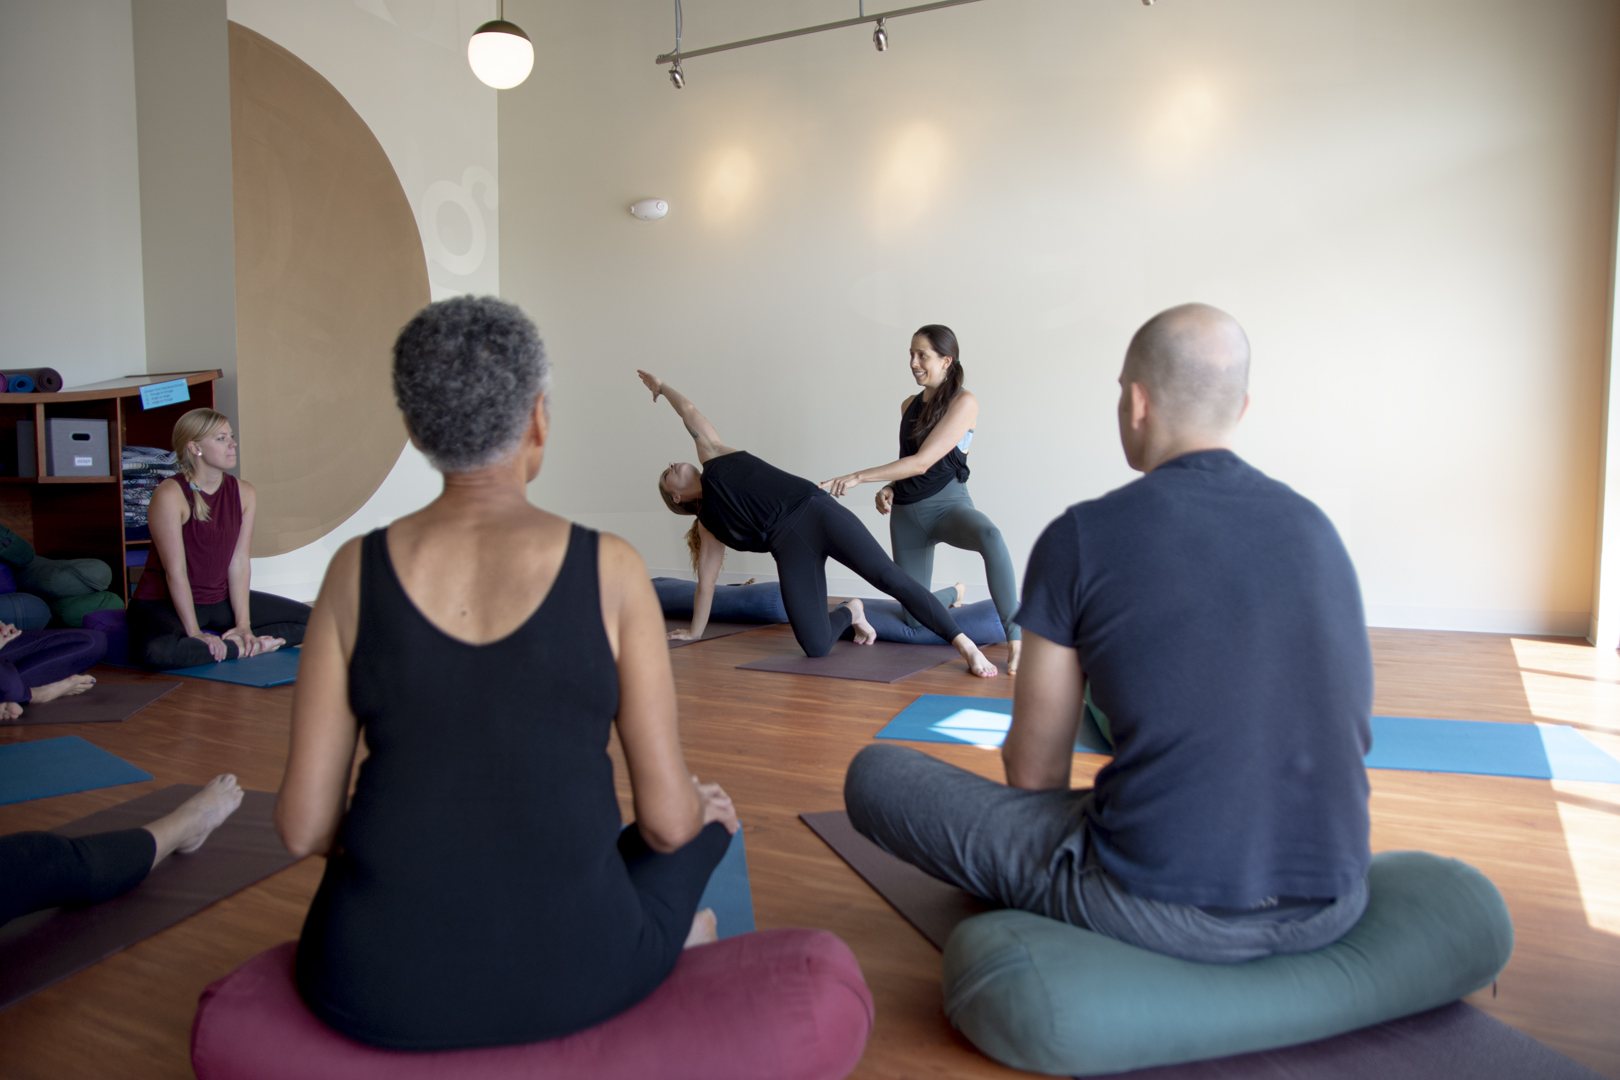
xmin=1553 ymin=779 xmax=1620 ymax=937
xmin=1511 ymin=639 xmax=1620 ymax=733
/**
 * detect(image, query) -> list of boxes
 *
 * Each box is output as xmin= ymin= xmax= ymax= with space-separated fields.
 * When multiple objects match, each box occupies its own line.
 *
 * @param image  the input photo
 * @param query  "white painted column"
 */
xmin=1590 ymin=111 xmax=1620 ymax=650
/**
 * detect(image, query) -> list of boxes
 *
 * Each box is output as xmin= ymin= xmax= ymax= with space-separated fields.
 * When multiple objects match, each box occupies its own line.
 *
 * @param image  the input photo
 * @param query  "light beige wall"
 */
xmin=501 ymin=0 xmax=1617 ymax=634
xmin=132 ymin=0 xmax=239 ymax=421
xmin=0 ymin=0 xmax=147 ymax=387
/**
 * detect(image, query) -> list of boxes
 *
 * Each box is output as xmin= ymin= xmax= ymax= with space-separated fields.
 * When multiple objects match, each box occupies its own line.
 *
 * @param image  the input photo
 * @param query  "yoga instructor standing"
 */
xmin=821 ymin=325 xmax=1022 ymax=672
xmin=643 ymin=369 xmax=997 ymax=678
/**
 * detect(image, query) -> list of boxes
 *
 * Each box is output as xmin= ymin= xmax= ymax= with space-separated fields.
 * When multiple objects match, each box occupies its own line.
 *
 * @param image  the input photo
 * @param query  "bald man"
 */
xmin=845 ymin=304 xmax=1373 ymax=963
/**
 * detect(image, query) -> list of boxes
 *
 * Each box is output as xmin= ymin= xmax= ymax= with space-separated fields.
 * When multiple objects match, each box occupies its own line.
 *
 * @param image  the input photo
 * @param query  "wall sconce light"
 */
xmin=468 ymin=1 xmax=534 ymax=89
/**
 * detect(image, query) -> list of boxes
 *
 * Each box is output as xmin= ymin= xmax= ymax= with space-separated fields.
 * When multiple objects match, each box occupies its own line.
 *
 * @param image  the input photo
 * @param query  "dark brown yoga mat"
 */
xmin=1 ymin=682 xmax=180 ymax=726
xmin=664 ymin=619 xmax=767 ymax=648
xmin=0 ymin=785 xmax=301 ymax=1011
xmin=740 ymin=640 xmax=960 ymax=683
xmin=801 ymin=810 xmax=1599 ymax=1080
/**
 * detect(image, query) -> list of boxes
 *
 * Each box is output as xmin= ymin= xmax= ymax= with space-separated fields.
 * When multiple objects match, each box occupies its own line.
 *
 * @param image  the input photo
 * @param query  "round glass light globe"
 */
xmin=467 ymin=21 xmax=533 ymax=89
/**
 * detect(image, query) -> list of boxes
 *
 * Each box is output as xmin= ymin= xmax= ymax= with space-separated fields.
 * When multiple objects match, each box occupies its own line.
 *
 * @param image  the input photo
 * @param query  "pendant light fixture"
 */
xmin=468 ymin=0 xmax=534 ymax=90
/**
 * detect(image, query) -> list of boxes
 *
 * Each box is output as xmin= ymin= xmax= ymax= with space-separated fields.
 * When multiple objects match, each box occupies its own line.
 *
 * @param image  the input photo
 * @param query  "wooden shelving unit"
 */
xmin=0 ymin=370 xmax=221 ymax=599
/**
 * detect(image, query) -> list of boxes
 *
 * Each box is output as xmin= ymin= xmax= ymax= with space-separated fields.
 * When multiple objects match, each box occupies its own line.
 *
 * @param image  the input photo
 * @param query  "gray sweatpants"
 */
xmin=844 ymin=744 xmax=1369 ymax=963
xmin=889 ymin=481 xmax=1021 ymax=642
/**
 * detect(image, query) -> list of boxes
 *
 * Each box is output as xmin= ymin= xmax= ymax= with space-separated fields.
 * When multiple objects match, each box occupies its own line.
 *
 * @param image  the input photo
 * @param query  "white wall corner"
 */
xmin=1590 ymin=99 xmax=1620 ymax=652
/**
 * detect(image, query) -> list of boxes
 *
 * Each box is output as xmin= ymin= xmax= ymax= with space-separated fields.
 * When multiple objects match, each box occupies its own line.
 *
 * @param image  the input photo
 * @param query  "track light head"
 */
xmin=873 ymin=18 xmax=888 ymax=51
xmin=669 ymin=60 xmax=685 ymax=88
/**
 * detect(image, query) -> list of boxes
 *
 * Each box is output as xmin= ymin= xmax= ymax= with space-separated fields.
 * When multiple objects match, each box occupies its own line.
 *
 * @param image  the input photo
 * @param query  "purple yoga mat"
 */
xmin=801 ymin=810 xmax=1600 ymax=1080
xmin=0 ymin=785 xmax=301 ymax=1011
xmin=739 ymin=641 xmax=960 ymax=683
xmin=0 ymin=682 xmax=179 ymax=726
xmin=664 ymin=619 xmax=767 ymax=648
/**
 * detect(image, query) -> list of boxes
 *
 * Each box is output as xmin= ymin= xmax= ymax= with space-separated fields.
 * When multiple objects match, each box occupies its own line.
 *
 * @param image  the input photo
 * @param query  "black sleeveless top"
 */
xmin=891 ymin=393 xmax=971 ymax=505
xmin=296 ymin=525 xmax=679 ymax=1049
xmin=698 ymin=451 xmax=821 ymax=553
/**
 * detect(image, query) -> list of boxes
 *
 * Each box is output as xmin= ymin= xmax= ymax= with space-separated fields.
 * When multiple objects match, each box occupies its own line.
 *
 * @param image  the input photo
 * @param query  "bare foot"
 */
xmin=143 ymin=774 xmax=244 ymax=865
xmin=1007 ymin=638 xmax=1022 ymax=675
xmin=0 ymin=701 xmax=21 ymax=723
xmin=28 ymin=674 xmax=96 ymax=704
xmin=684 ymin=908 xmax=718 ymax=948
xmin=952 ymin=634 xmax=998 ymax=678
xmin=951 ymin=582 xmax=967 ymax=608
xmin=844 ymin=598 xmax=877 ymax=644
xmin=255 ymin=636 xmax=287 ymax=655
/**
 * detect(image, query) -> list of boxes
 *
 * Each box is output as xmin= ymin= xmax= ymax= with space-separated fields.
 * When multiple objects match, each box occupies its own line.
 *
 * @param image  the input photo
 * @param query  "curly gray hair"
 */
xmin=392 ymin=296 xmax=551 ymax=472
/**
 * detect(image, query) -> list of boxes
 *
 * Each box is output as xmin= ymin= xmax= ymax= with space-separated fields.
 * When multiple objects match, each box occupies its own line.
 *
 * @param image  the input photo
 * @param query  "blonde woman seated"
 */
xmin=278 ymin=297 xmax=738 ymax=1050
xmin=129 ymin=409 xmax=310 ymax=669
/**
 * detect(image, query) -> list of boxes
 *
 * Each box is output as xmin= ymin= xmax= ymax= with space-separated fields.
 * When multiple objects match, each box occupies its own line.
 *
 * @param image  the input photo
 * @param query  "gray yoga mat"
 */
xmin=801 ymin=810 xmax=1599 ymax=1080
xmin=664 ymin=619 xmax=765 ymax=648
xmin=0 ymin=785 xmax=301 ymax=1011
xmin=0 ymin=682 xmax=180 ymax=726
xmin=739 ymin=641 xmax=960 ymax=683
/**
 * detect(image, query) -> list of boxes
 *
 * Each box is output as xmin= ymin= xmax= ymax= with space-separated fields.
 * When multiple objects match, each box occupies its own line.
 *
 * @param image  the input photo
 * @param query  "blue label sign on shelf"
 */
xmin=139 ymin=378 xmax=190 ymax=410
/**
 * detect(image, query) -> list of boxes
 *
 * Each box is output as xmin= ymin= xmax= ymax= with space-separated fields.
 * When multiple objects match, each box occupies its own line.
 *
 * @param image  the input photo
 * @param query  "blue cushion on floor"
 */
xmin=653 ymin=577 xmax=788 ymax=623
xmin=942 ymin=850 xmax=1513 ymax=1076
xmin=0 ymin=591 xmax=51 ymax=629
xmin=862 ymin=598 xmax=1005 ymax=646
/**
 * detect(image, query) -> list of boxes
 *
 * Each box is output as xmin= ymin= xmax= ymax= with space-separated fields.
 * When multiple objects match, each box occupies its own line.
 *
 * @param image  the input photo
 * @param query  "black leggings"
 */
xmin=128 ymin=592 xmax=311 ymax=670
xmin=772 ymin=495 xmax=963 ymax=657
xmin=0 ymin=828 xmax=155 ymax=926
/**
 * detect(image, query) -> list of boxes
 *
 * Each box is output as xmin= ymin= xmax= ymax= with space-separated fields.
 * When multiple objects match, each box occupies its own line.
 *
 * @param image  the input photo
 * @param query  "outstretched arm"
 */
xmin=637 ymin=370 xmax=735 ymax=464
xmin=822 ymin=391 xmax=978 ymax=498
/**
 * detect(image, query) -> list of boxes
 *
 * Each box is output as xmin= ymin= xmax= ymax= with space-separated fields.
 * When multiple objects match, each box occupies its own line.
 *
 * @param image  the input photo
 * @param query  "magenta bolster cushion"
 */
xmin=192 ymin=929 xmax=874 ymax=1080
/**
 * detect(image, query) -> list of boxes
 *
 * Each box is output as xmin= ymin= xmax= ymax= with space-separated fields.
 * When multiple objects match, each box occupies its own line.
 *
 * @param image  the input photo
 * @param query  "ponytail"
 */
xmin=910 ymin=324 xmax=964 ymax=440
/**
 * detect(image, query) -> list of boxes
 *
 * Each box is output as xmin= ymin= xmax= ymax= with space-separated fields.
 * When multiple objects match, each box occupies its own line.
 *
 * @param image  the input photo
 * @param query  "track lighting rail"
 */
xmin=654 ymin=0 xmax=986 ymax=66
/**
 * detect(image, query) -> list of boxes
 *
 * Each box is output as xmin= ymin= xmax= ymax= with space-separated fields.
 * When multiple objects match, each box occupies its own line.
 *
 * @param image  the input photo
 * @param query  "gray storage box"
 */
xmin=46 ymin=418 xmax=110 ymax=477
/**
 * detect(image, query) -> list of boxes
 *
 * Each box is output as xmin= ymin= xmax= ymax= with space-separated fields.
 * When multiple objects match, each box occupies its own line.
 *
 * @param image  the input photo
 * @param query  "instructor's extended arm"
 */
xmin=637 ymin=370 xmax=734 ymax=464
xmin=821 ymin=391 xmax=978 ymax=498
xmin=671 ymin=526 xmax=725 ymax=642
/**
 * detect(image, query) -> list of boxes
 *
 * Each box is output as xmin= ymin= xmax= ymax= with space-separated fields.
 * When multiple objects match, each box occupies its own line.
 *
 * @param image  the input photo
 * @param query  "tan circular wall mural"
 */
xmin=228 ymin=21 xmax=429 ymax=557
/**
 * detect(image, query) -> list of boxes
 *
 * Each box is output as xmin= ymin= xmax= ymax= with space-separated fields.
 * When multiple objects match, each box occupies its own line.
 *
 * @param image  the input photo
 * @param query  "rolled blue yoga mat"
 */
xmin=875 ymin=696 xmax=1620 ymax=783
xmin=0 ymin=736 xmax=154 ymax=805
xmin=7 ymin=374 xmax=34 ymax=394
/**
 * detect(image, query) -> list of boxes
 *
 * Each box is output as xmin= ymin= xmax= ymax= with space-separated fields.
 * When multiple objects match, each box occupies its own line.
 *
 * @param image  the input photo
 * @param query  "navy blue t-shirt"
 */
xmin=1018 ymin=450 xmax=1372 ymax=908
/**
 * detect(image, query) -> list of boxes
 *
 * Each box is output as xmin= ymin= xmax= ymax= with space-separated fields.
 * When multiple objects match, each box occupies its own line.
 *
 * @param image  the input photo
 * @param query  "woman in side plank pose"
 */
xmin=642 ymin=369 xmax=997 ymax=678
xmin=820 ymin=324 xmax=1023 ymax=672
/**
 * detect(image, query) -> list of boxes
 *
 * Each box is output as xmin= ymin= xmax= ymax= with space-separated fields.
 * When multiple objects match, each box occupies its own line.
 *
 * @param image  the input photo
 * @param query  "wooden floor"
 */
xmin=1 ymin=627 xmax=1617 ymax=1078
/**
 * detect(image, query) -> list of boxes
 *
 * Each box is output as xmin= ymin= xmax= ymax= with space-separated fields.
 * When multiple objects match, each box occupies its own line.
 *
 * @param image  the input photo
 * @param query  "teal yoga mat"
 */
xmin=875 ymin=695 xmax=1620 ymax=783
xmin=166 ymin=647 xmax=300 ymax=688
xmin=697 ymin=827 xmax=756 ymax=939
xmin=0 ymin=736 xmax=154 ymax=805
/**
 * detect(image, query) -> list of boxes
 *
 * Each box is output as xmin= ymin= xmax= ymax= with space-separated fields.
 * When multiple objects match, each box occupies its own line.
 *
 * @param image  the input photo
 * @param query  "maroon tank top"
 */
xmin=133 ymin=474 xmax=244 ymax=605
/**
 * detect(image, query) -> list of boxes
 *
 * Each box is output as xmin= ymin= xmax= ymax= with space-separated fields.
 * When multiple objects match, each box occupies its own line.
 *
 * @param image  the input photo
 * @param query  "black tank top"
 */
xmin=296 ymin=525 xmax=680 ymax=1049
xmin=891 ymin=393 xmax=971 ymax=505
xmin=698 ymin=451 xmax=821 ymax=552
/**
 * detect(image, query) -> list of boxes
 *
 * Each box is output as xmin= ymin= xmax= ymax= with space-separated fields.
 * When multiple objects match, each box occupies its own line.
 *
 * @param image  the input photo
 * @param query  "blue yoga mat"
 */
xmin=875 ymin=695 xmax=1620 ymax=783
xmin=697 ymin=827 xmax=756 ymax=939
xmin=0 ymin=736 xmax=154 ymax=805
xmin=166 ymin=647 xmax=300 ymax=688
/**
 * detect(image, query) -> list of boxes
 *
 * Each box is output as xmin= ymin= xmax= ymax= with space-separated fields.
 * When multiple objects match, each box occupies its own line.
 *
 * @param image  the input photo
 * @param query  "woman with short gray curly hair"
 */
xmin=277 ymin=296 xmax=739 ymax=1050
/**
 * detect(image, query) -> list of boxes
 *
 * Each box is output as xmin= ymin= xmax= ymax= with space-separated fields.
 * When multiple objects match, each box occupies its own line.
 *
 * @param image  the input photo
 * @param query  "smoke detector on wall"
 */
xmin=630 ymin=199 xmax=670 ymax=221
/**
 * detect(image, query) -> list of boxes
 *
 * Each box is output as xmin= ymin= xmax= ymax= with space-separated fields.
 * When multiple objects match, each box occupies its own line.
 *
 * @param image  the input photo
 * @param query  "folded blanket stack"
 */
xmin=122 ymin=446 xmax=178 ymax=541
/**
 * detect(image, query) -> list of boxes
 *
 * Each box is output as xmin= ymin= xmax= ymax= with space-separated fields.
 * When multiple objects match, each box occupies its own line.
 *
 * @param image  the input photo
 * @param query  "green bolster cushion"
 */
xmin=19 ymin=556 xmax=113 ymax=599
xmin=50 ymin=591 xmax=125 ymax=628
xmin=0 ymin=524 xmax=35 ymax=569
xmin=942 ymin=851 xmax=1513 ymax=1076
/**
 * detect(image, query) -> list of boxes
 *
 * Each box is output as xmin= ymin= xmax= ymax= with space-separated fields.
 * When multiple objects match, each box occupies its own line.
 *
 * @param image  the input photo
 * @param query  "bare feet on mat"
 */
xmin=257 ymin=635 xmax=287 ymax=654
xmin=843 ymin=598 xmax=877 ymax=644
xmin=29 ymin=674 xmax=96 ymax=703
xmin=951 ymin=582 xmax=967 ymax=608
xmin=0 ymin=701 xmax=21 ymax=723
xmin=953 ymin=635 xmax=998 ymax=678
xmin=685 ymin=908 xmax=718 ymax=948
xmin=1007 ymin=638 xmax=1022 ymax=675
xmin=144 ymin=774 xmax=245 ymax=866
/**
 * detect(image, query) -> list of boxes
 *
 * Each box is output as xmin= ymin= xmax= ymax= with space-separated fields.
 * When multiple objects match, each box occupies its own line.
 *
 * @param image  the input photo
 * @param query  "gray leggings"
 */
xmin=889 ymin=481 xmax=1020 ymax=641
xmin=845 ymin=744 xmax=1369 ymax=963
